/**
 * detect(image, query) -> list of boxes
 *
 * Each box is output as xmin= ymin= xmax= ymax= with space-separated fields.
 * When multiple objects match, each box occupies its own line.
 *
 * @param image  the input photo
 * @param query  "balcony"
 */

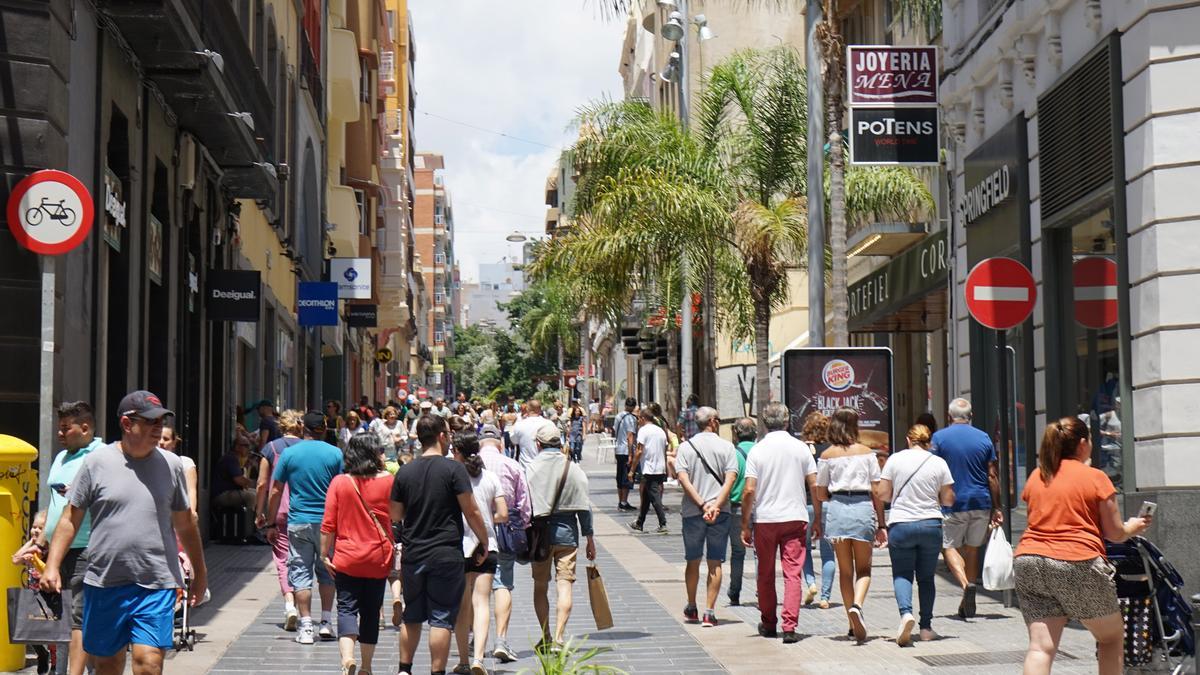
xmin=96 ymin=0 xmax=277 ymax=200
xmin=327 ymin=186 xmax=360 ymax=257
xmin=328 ymin=28 xmax=361 ymax=124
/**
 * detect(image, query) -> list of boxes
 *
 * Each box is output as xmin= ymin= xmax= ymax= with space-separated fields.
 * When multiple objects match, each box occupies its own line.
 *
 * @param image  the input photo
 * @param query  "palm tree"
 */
xmin=532 ymin=47 xmax=932 ymax=419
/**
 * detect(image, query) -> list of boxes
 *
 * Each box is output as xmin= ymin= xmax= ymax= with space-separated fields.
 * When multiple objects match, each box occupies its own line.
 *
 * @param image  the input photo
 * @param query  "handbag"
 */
xmin=495 ymin=515 xmax=528 ymax=557
xmin=586 ymin=564 xmax=614 ymax=630
xmin=7 ymin=587 xmax=71 ymax=644
xmin=523 ymin=458 xmax=572 ymax=564
xmin=350 ymin=476 xmax=395 ymax=570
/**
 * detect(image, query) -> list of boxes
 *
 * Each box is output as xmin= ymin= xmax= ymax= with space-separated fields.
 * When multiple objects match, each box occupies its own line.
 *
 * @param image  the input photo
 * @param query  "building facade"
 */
xmin=941 ymin=0 xmax=1200 ymax=587
xmin=413 ymin=152 xmax=458 ymax=397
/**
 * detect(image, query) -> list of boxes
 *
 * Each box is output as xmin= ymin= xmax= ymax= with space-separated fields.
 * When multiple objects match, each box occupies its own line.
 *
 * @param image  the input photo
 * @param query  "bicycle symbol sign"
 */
xmin=6 ymin=169 xmax=94 ymax=255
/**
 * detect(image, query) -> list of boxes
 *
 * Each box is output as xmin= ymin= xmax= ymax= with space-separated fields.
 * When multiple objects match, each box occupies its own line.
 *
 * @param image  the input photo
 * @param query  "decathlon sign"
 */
xmin=298 ymin=281 xmax=339 ymax=326
xmin=329 ymin=258 xmax=372 ymax=299
xmin=206 ymin=270 xmax=261 ymax=322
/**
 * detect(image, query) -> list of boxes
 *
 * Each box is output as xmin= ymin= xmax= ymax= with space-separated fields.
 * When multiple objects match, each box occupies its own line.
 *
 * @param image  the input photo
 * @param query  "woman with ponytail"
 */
xmin=1014 ymin=416 xmax=1151 ymax=675
xmin=450 ymin=431 xmax=508 ymax=675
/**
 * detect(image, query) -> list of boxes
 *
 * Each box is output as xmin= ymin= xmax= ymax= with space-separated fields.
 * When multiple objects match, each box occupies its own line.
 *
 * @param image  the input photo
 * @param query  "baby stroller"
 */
xmin=1106 ymin=536 xmax=1194 ymax=674
xmin=173 ymin=550 xmax=198 ymax=651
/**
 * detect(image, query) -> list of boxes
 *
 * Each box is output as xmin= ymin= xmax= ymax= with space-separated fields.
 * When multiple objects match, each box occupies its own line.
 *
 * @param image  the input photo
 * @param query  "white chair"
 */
xmin=595 ymin=435 xmax=616 ymax=463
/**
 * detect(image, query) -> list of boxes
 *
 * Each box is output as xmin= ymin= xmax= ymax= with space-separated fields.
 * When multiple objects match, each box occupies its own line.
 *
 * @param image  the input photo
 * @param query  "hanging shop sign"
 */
xmin=147 ymin=215 xmax=163 ymax=284
xmin=1073 ymin=256 xmax=1119 ymax=329
xmin=206 ymin=270 xmax=261 ymax=322
xmin=102 ymin=167 xmax=126 ymax=251
xmin=847 ymin=46 xmax=939 ymax=106
xmin=5 ymin=170 xmax=94 ymax=255
xmin=346 ymin=304 xmax=378 ymax=328
xmin=297 ymin=281 xmax=339 ymax=326
xmin=329 ymin=257 xmax=372 ymax=299
xmin=848 ymin=229 xmax=949 ymax=330
xmin=782 ymin=347 xmax=895 ymax=454
xmin=850 ymin=107 xmax=940 ymax=165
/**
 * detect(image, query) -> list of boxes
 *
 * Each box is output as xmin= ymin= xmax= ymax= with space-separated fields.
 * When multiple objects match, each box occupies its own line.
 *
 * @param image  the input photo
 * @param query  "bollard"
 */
xmin=0 ymin=435 xmax=39 ymax=672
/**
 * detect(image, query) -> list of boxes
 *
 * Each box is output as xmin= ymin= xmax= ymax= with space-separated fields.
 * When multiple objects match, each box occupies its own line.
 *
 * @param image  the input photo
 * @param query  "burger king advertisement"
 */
xmin=781 ymin=347 xmax=895 ymax=453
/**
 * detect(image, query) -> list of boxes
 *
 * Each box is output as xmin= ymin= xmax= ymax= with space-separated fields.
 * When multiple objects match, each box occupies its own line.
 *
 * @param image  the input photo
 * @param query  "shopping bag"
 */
xmin=982 ymin=527 xmax=1015 ymax=591
xmin=586 ymin=565 xmax=614 ymax=630
xmin=7 ymin=588 xmax=71 ymax=644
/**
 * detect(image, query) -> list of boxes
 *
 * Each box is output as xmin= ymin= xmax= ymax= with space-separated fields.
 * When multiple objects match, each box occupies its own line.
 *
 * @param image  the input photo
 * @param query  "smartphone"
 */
xmin=1138 ymin=501 xmax=1157 ymax=518
xmin=49 ymin=483 xmax=67 ymax=495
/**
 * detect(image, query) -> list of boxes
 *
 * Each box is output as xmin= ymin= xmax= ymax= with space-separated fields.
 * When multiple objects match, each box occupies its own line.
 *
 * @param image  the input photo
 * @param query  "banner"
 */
xmin=329 ymin=257 xmax=372 ymax=299
xmin=297 ymin=281 xmax=338 ymax=326
xmin=781 ymin=347 xmax=894 ymax=453
xmin=206 ymin=270 xmax=261 ymax=322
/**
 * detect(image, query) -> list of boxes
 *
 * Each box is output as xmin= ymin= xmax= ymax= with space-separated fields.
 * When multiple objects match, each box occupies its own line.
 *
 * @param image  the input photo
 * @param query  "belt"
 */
xmin=832 ymin=490 xmax=871 ymax=497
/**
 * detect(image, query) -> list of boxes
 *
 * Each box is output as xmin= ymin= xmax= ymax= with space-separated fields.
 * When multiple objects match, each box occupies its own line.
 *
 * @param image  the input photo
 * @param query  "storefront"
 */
xmin=848 ymin=228 xmax=950 ymax=437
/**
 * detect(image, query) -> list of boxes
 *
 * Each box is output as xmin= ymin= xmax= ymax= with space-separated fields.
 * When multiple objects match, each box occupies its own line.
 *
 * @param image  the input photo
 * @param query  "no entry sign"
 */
xmin=965 ymin=257 xmax=1037 ymax=330
xmin=6 ymin=170 xmax=94 ymax=255
xmin=1073 ymin=257 xmax=1119 ymax=329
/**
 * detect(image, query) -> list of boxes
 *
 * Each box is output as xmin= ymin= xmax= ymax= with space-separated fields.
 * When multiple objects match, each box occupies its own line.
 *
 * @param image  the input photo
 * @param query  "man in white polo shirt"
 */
xmin=740 ymin=402 xmax=817 ymax=644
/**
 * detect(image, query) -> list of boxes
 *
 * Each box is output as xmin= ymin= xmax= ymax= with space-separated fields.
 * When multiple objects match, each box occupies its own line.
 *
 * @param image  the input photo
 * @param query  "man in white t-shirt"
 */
xmin=674 ymin=407 xmax=738 ymax=627
xmin=628 ymin=409 xmax=668 ymax=534
xmin=508 ymin=399 xmax=556 ymax=471
xmin=740 ymin=402 xmax=817 ymax=643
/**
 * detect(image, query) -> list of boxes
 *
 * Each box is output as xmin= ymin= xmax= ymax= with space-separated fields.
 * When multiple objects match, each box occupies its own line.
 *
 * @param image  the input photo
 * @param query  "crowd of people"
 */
xmin=17 ymin=386 xmax=1153 ymax=675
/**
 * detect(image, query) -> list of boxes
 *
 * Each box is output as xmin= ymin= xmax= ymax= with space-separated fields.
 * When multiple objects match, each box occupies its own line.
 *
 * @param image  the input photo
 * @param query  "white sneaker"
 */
xmin=283 ymin=607 xmax=298 ymax=632
xmin=295 ymin=624 xmax=315 ymax=645
xmin=318 ymin=620 xmax=336 ymax=640
xmin=897 ymin=612 xmax=915 ymax=647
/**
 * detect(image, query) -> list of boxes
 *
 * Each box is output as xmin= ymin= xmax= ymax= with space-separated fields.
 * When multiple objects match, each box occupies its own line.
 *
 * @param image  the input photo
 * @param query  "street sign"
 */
xmin=850 ymin=107 xmax=940 ymax=165
xmin=329 ymin=258 xmax=372 ymax=299
xmin=6 ymin=170 xmax=94 ymax=255
xmin=297 ymin=282 xmax=338 ymax=326
xmin=965 ymin=257 xmax=1037 ymax=330
xmin=847 ymin=46 xmax=939 ymax=106
xmin=206 ymin=270 xmax=262 ymax=322
xmin=376 ymin=348 xmax=393 ymax=364
xmin=397 ymin=375 xmax=409 ymax=390
xmin=417 ymin=387 xmax=428 ymax=399
xmin=1073 ymin=257 xmax=1119 ymax=329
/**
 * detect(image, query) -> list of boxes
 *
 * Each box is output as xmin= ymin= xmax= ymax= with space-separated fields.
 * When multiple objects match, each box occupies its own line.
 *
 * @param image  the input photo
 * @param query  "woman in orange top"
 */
xmin=1014 ymin=416 xmax=1150 ymax=675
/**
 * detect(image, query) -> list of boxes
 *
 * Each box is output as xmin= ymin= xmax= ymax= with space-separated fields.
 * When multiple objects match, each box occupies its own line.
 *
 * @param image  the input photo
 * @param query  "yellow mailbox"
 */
xmin=0 ymin=435 xmax=40 ymax=672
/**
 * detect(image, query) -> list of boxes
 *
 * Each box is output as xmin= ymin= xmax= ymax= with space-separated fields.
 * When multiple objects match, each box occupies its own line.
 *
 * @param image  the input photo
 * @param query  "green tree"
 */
xmin=532 ymin=47 xmax=932 ymax=415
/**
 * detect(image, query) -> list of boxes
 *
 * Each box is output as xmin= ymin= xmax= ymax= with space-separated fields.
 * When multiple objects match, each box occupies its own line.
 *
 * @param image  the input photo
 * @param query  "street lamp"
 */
xmin=505 ymin=231 xmax=527 ymax=243
xmin=661 ymin=52 xmax=681 ymax=82
xmin=661 ymin=11 xmax=685 ymax=41
xmin=694 ymin=15 xmax=714 ymax=41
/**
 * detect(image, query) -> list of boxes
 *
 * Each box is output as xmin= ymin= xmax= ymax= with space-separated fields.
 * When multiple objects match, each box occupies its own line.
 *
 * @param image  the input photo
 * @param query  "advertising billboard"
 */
xmin=781 ymin=347 xmax=895 ymax=453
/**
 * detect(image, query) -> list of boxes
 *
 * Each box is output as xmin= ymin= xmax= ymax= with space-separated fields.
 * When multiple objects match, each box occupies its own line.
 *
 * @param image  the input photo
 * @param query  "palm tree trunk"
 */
xmin=829 ymin=122 xmax=848 ymax=348
xmin=753 ymin=298 xmax=771 ymax=435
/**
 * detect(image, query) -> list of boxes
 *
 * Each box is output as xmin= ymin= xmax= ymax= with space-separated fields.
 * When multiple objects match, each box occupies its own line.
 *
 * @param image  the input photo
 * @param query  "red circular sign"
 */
xmin=6 ymin=170 xmax=94 ymax=255
xmin=1073 ymin=257 xmax=1118 ymax=329
xmin=964 ymin=257 xmax=1037 ymax=330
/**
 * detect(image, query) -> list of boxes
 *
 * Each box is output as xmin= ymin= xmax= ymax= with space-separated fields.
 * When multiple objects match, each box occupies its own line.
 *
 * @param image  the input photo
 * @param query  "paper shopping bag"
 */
xmin=586 ymin=564 xmax=614 ymax=630
xmin=7 ymin=588 xmax=71 ymax=644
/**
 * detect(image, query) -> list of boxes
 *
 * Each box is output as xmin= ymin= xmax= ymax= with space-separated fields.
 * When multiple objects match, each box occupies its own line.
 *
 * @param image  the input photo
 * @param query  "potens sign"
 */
xmin=850 ymin=108 xmax=939 ymax=165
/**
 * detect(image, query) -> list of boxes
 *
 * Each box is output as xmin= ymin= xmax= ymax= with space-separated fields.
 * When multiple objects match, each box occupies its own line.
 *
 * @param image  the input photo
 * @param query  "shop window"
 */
xmin=354 ymin=189 xmax=367 ymax=235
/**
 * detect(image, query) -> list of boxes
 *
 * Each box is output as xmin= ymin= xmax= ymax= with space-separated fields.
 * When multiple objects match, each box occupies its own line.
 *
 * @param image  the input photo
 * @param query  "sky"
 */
xmin=408 ymin=1 xmax=626 ymax=283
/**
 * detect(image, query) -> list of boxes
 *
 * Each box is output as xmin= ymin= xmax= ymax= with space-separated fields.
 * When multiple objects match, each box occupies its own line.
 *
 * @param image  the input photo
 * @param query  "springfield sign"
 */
xmin=781 ymin=347 xmax=895 ymax=454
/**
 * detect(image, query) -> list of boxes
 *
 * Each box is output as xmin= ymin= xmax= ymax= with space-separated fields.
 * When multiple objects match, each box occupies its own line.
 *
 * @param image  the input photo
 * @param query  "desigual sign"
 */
xmin=206 ymin=270 xmax=261 ymax=322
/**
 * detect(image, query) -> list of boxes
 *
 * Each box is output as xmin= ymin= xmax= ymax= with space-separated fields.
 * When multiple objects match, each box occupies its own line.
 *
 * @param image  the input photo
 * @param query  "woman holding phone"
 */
xmin=1014 ymin=416 xmax=1151 ymax=675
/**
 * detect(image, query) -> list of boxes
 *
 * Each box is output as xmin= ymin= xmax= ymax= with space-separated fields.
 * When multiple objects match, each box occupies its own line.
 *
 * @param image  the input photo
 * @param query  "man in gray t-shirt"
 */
xmin=43 ymin=390 xmax=206 ymax=674
xmin=673 ymin=406 xmax=738 ymax=626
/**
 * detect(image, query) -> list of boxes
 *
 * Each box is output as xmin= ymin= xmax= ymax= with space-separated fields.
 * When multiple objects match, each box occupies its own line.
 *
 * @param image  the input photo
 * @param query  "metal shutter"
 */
xmin=1037 ymin=44 xmax=1114 ymax=221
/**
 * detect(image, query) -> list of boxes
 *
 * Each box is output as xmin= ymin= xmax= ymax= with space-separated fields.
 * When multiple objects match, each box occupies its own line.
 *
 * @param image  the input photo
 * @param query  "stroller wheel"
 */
xmin=186 ymin=630 xmax=197 ymax=651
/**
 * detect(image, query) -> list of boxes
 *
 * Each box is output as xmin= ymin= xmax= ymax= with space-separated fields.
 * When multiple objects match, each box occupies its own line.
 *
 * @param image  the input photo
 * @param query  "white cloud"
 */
xmin=409 ymin=1 xmax=625 ymax=282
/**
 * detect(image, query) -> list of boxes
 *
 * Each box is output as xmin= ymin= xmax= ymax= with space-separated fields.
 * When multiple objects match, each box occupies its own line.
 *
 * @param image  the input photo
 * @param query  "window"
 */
xmin=434 ymin=331 xmax=444 ymax=344
xmin=385 ymin=10 xmax=396 ymax=41
xmin=434 ymin=252 xmax=446 ymax=264
xmin=354 ymin=189 xmax=367 ymax=235
xmin=360 ymin=58 xmax=371 ymax=103
xmin=435 ymin=292 xmax=445 ymax=304
xmin=380 ymin=51 xmax=394 ymax=82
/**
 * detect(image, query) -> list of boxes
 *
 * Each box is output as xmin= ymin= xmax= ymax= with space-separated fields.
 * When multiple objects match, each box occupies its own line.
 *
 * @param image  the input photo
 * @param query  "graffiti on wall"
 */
xmin=715 ymin=363 xmax=781 ymax=419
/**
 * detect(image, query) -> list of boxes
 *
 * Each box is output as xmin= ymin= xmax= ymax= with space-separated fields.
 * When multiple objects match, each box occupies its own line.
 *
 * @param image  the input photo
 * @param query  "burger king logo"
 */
xmin=822 ymin=359 xmax=855 ymax=392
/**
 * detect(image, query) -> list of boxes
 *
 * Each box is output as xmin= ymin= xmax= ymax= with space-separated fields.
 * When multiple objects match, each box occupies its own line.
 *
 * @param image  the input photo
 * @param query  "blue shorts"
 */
xmin=492 ymin=551 xmax=516 ymax=592
xmin=288 ymin=522 xmax=334 ymax=590
xmin=682 ymin=512 xmax=732 ymax=562
xmin=401 ymin=559 xmax=465 ymax=630
xmin=82 ymin=583 xmax=175 ymax=657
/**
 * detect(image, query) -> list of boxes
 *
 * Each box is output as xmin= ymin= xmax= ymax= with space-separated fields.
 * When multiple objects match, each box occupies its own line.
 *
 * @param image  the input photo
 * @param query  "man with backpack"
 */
xmin=673 ymin=407 xmax=739 ymax=627
xmin=477 ymin=424 xmax=530 ymax=663
xmin=612 ymin=398 xmax=639 ymax=511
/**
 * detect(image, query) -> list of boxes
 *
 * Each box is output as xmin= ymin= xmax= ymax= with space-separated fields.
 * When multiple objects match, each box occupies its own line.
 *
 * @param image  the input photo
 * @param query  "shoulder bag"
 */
xmin=522 ymin=458 xmax=571 ymax=564
xmin=890 ymin=453 xmax=934 ymax=506
xmin=350 ymin=475 xmax=396 ymax=570
xmin=683 ymin=440 xmax=725 ymax=485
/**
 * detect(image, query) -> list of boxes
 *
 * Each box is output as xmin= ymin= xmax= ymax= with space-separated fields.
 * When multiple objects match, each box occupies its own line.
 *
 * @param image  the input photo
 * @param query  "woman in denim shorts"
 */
xmin=1014 ymin=416 xmax=1151 ymax=675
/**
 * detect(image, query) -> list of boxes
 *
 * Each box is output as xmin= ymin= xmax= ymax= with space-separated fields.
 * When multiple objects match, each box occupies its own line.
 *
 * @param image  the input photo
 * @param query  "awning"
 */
xmin=848 ymin=228 xmax=949 ymax=332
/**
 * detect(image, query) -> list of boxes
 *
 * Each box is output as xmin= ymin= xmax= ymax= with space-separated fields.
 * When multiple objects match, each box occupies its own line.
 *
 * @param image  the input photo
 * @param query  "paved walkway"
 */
xmin=44 ymin=434 xmax=1103 ymax=674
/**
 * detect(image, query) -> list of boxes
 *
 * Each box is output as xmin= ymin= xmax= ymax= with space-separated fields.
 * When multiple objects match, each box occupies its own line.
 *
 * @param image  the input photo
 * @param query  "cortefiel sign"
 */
xmin=329 ymin=258 xmax=372 ymax=299
xmin=298 ymin=281 xmax=339 ymax=326
xmin=206 ymin=270 xmax=261 ymax=322
xmin=847 ymin=46 xmax=939 ymax=106
xmin=782 ymin=347 xmax=895 ymax=454
xmin=849 ymin=107 xmax=939 ymax=165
